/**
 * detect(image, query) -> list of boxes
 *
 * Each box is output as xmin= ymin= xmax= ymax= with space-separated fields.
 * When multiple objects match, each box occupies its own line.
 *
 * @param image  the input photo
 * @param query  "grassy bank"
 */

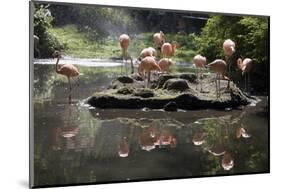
xmin=48 ymin=24 xmax=197 ymax=62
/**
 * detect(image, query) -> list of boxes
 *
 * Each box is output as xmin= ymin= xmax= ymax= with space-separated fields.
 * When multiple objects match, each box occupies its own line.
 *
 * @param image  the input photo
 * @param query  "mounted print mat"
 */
xmin=29 ymin=0 xmax=270 ymax=188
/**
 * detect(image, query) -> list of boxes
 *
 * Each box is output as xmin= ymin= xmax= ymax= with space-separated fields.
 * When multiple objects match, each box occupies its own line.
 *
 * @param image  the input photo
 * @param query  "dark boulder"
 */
xmin=117 ymin=76 xmax=134 ymax=83
xmin=163 ymin=78 xmax=189 ymax=92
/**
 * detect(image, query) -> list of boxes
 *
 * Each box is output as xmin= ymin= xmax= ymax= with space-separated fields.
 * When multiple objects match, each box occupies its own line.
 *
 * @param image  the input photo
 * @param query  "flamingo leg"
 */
xmin=200 ymin=69 xmax=203 ymax=92
xmin=215 ymin=74 xmax=218 ymax=98
xmin=130 ymin=58 xmax=134 ymax=74
xmin=244 ymin=73 xmax=247 ymax=92
xmin=147 ymin=71 xmax=151 ymax=88
xmin=125 ymin=58 xmax=128 ymax=76
xmin=218 ymin=74 xmax=221 ymax=98
xmin=67 ymin=76 xmax=72 ymax=103
xmin=71 ymin=77 xmax=79 ymax=87
xmin=195 ymin=68 xmax=198 ymax=90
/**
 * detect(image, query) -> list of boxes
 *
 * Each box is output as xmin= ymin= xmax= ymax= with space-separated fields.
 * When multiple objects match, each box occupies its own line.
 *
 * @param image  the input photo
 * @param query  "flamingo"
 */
xmin=206 ymin=59 xmax=228 ymax=98
xmin=119 ymin=34 xmax=134 ymax=74
xmin=52 ymin=51 xmax=79 ymax=102
xmin=221 ymin=153 xmax=234 ymax=170
xmin=223 ymin=39 xmax=236 ymax=63
xmin=153 ymin=31 xmax=165 ymax=49
xmin=237 ymin=58 xmax=253 ymax=92
xmin=192 ymin=54 xmax=207 ymax=92
xmin=192 ymin=131 xmax=205 ymax=146
xmin=138 ymin=56 xmax=161 ymax=87
xmin=118 ymin=137 xmax=130 ymax=157
xmin=139 ymin=47 xmax=157 ymax=60
xmin=161 ymin=42 xmax=177 ymax=58
xmin=223 ymin=39 xmax=236 ymax=84
xmin=158 ymin=58 xmax=174 ymax=73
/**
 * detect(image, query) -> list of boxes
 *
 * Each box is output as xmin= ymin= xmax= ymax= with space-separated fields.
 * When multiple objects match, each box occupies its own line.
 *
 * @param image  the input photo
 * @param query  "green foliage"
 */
xmin=34 ymin=4 xmax=64 ymax=58
xmin=196 ymin=15 xmax=269 ymax=93
xmin=50 ymin=5 xmax=137 ymax=41
xmin=197 ymin=15 xmax=269 ymax=64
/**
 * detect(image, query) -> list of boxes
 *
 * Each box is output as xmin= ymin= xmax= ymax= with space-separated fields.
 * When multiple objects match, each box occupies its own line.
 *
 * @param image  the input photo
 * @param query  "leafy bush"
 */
xmin=34 ymin=4 xmax=64 ymax=58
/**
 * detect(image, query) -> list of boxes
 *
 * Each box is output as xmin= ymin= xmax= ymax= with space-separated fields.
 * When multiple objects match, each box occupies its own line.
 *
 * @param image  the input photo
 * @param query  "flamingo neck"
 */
xmin=55 ymin=57 xmax=61 ymax=73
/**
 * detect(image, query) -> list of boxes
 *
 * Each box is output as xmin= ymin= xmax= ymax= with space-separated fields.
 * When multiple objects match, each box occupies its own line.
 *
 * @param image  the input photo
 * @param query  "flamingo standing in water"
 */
xmin=237 ymin=58 xmax=253 ymax=92
xmin=161 ymin=42 xmax=177 ymax=58
xmin=193 ymin=54 xmax=207 ymax=92
xmin=119 ymin=34 xmax=134 ymax=74
xmin=153 ymin=31 xmax=165 ymax=49
xmin=138 ymin=56 xmax=161 ymax=87
xmin=206 ymin=59 xmax=228 ymax=98
xmin=53 ymin=51 xmax=79 ymax=102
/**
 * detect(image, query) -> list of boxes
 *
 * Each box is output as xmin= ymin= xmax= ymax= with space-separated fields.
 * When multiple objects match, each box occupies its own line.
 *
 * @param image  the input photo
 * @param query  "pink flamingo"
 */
xmin=139 ymin=47 xmax=157 ymax=60
xmin=153 ymin=31 xmax=165 ymax=49
xmin=161 ymin=42 xmax=177 ymax=58
xmin=53 ymin=51 xmax=79 ymax=102
xmin=119 ymin=34 xmax=134 ymax=74
xmin=223 ymin=39 xmax=236 ymax=62
xmin=237 ymin=58 xmax=253 ymax=92
xmin=158 ymin=58 xmax=174 ymax=73
xmin=138 ymin=56 xmax=161 ymax=87
xmin=223 ymin=39 xmax=235 ymax=83
xmin=193 ymin=54 xmax=207 ymax=91
xmin=206 ymin=59 xmax=228 ymax=98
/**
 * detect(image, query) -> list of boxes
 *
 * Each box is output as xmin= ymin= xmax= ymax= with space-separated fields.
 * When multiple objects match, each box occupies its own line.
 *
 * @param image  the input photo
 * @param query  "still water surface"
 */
xmin=33 ymin=60 xmax=269 ymax=186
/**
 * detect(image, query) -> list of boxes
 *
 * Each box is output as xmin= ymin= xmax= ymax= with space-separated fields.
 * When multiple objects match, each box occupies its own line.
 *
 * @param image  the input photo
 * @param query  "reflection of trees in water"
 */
xmin=34 ymin=103 xmax=101 ymax=186
xmin=34 ymin=64 xmax=54 ymax=100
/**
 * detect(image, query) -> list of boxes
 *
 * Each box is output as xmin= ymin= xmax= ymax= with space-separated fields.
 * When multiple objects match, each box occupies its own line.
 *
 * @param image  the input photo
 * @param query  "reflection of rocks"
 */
xmin=163 ymin=101 xmax=178 ymax=111
xmin=88 ymin=73 xmax=255 ymax=110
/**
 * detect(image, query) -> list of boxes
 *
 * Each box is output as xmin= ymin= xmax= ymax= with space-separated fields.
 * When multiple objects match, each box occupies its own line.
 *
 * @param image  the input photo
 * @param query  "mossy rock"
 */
xmin=117 ymin=87 xmax=134 ymax=95
xmin=87 ymin=72 xmax=255 ymax=110
xmin=133 ymin=88 xmax=154 ymax=98
xmin=179 ymin=73 xmax=197 ymax=82
xmin=157 ymin=74 xmax=177 ymax=88
xmin=131 ymin=73 xmax=143 ymax=81
xmin=163 ymin=78 xmax=189 ymax=92
xmin=116 ymin=76 xmax=134 ymax=83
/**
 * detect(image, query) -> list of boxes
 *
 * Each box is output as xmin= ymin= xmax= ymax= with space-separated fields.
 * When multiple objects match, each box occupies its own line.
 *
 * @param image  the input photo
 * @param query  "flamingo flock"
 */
xmin=52 ymin=30 xmax=254 ymax=102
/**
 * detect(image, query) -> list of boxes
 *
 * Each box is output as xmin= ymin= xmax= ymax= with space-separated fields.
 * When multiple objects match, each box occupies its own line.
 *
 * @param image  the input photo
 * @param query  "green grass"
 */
xmin=48 ymin=24 xmax=197 ymax=62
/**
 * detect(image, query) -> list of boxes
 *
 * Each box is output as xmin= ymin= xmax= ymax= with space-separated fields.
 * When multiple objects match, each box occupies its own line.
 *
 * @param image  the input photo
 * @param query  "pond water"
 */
xmin=32 ymin=60 xmax=269 ymax=187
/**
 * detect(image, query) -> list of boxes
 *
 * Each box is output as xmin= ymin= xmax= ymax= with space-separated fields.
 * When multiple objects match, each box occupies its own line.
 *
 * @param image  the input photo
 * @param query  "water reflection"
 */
xmin=33 ymin=63 xmax=269 ymax=186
